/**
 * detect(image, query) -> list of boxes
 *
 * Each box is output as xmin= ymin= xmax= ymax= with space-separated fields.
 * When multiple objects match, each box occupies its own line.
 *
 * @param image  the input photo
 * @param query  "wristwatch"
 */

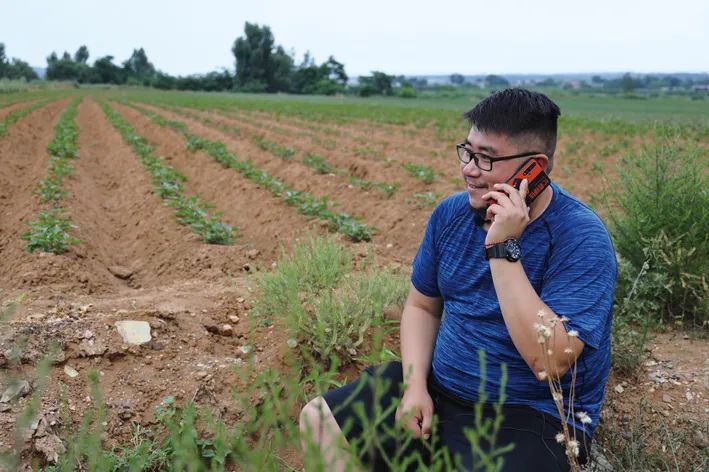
xmin=485 ymin=239 xmax=522 ymax=262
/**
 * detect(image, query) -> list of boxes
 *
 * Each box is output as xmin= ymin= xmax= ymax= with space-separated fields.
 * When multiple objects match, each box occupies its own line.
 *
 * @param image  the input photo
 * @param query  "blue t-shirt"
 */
xmin=411 ymin=182 xmax=617 ymax=436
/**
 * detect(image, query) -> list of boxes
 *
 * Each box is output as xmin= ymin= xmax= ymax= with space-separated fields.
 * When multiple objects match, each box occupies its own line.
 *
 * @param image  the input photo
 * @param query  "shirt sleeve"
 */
xmin=411 ymin=205 xmax=443 ymax=298
xmin=540 ymin=218 xmax=617 ymax=350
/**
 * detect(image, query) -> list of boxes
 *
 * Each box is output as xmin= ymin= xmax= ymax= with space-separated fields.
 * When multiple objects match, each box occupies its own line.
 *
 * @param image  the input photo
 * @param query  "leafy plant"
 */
xmin=21 ymin=208 xmax=80 ymax=254
xmin=402 ymin=162 xmax=435 ymax=184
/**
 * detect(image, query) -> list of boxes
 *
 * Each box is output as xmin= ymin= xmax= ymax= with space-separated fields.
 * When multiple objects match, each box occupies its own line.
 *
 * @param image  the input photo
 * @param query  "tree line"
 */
xmin=0 ymin=23 xmax=405 ymax=97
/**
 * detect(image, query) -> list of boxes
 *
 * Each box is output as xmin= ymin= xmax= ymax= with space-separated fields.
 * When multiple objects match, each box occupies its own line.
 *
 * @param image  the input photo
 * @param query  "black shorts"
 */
xmin=322 ymin=361 xmax=591 ymax=471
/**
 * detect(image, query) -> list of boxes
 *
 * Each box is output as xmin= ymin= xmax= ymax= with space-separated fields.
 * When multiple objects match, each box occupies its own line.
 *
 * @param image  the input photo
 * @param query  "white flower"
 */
xmin=547 ymin=349 xmax=554 ymax=355
xmin=552 ymin=392 xmax=563 ymax=402
xmin=567 ymin=330 xmax=579 ymax=338
xmin=576 ymin=411 xmax=592 ymax=425
xmin=538 ymin=371 xmax=548 ymax=380
xmin=555 ymin=432 xmax=565 ymax=444
xmin=567 ymin=440 xmax=580 ymax=457
xmin=537 ymin=310 xmax=546 ymax=318
xmin=564 ymin=347 xmax=573 ymax=354
xmin=560 ymin=316 xmax=569 ymax=323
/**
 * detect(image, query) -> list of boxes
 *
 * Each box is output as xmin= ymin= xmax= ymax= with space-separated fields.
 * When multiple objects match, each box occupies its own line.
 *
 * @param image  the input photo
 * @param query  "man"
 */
xmin=300 ymin=88 xmax=617 ymax=471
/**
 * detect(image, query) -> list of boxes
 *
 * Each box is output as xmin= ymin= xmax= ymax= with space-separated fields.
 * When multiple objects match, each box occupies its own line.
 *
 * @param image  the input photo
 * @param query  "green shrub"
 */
xmin=608 ymin=137 xmax=708 ymax=326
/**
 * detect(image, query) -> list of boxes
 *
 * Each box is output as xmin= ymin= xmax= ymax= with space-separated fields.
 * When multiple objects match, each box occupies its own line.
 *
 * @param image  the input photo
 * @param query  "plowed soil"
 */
xmin=0 ymin=96 xmax=706 ymax=470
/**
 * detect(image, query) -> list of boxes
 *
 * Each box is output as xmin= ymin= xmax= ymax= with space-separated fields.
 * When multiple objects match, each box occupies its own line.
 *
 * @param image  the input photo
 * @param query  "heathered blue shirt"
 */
xmin=411 ymin=182 xmax=617 ymax=436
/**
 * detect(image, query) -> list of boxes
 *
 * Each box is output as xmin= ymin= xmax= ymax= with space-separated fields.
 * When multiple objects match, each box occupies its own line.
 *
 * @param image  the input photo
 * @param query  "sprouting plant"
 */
xmin=402 ymin=162 xmax=435 ymax=184
xmin=21 ymin=208 xmax=80 ymax=254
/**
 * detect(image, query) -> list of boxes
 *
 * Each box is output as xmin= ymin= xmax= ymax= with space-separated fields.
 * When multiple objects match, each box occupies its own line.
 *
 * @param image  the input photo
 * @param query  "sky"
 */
xmin=3 ymin=0 xmax=708 ymax=77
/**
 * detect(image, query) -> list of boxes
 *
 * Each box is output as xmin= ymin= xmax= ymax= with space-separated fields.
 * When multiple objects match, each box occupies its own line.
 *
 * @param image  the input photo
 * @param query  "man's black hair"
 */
xmin=463 ymin=88 xmax=561 ymax=171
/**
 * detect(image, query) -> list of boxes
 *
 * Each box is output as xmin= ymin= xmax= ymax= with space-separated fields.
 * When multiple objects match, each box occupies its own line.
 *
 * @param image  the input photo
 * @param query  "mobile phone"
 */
xmin=487 ymin=158 xmax=551 ymax=207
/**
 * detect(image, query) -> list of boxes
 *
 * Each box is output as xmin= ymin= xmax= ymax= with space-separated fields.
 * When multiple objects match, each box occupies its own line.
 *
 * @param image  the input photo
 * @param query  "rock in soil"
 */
xmin=1 ymin=380 xmax=31 ymax=403
xmin=108 ymin=265 xmax=133 ymax=280
xmin=115 ymin=320 xmax=152 ymax=345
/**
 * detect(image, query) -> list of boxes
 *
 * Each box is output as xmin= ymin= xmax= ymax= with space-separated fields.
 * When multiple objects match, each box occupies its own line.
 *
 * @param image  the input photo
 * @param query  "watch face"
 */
xmin=505 ymin=239 xmax=522 ymax=261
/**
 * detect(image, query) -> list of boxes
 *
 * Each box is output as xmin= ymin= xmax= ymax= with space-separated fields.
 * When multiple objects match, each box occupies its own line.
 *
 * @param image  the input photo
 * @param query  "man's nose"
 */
xmin=461 ymin=161 xmax=481 ymax=177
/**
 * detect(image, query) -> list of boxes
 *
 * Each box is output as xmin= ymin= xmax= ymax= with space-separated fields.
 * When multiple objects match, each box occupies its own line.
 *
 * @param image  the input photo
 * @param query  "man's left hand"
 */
xmin=482 ymin=179 xmax=530 ymax=245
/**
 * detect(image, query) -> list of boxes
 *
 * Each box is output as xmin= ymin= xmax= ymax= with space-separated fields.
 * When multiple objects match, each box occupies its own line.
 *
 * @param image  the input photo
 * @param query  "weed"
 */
xmin=407 ymin=192 xmax=441 ymax=208
xmin=402 ymin=162 xmax=436 ymax=184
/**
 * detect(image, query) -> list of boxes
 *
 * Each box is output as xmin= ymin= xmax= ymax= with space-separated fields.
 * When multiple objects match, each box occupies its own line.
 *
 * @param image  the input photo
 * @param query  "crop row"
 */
xmin=100 ymin=102 xmax=235 ymax=245
xmin=21 ymin=99 xmax=82 ymax=254
xmin=35 ymin=98 xmax=82 ymax=203
xmin=121 ymin=101 xmax=373 ymax=242
xmin=0 ymin=99 xmax=54 ymax=138
xmin=147 ymin=102 xmax=402 ymax=197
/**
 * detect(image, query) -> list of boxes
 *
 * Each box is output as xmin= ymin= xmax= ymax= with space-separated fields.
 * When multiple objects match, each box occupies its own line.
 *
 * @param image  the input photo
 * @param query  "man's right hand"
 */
xmin=396 ymin=383 xmax=434 ymax=440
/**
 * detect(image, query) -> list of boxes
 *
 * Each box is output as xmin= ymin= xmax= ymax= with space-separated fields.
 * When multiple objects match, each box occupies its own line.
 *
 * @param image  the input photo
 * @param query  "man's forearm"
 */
xmin=489 ymin=259 xmax=581 ymax=378
xmin=400 ymin=305 xmax=441 ymax=388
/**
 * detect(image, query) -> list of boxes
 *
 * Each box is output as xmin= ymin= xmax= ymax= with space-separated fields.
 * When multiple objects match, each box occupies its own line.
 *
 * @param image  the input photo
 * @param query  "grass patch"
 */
xmin=254 ymin=236 xmax=407 ymax=365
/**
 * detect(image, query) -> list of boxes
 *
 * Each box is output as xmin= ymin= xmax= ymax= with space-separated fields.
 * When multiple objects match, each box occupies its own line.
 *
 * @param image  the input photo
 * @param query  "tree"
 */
xmin=0 ymin=43 xmax=7 ymax=77
xmin=357 ymin=71 xmax=394 ymax=96
xmin=90 ymin=56 xmax=124 ymax=84
xmin=450 ymin=73 xmax=464 ymax=85
xmin=6 ymin=59 xmax=38 ymax=81
xmin=74 ymin=45 xmax=89 ymax=64
xmin=485 ymin=74 xmax=509 ymax=87
xmin=232 ymin=22 xmax=276 ymax=91
xmin=46 ymin=51 xmax=80 ymax=81
xmin=231 ymin=22 xmax=296 ymax=93
xmin=620 ymin=73 xmax=635 ymax=93
xmin=123 ymin=48 xmax=156 ymax=84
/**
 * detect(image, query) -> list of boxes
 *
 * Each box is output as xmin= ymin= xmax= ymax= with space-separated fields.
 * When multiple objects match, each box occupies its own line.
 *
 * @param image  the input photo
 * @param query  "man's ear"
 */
xmin=536 ymin=154 xmax=551 ymax=172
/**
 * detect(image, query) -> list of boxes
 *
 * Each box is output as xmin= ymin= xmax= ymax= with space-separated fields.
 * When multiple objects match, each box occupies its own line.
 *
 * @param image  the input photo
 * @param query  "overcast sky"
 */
xmin=3 ymin=0 xmax=708 ymax=77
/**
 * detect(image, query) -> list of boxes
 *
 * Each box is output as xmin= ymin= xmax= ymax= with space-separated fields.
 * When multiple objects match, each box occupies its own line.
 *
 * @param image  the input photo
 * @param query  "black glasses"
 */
xmin=456 ymin=144 xmax=542 ymax=171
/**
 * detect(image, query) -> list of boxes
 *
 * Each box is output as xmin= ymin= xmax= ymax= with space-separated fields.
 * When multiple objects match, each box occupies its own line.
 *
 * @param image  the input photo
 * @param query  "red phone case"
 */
xmin=487 ymin=158 xmax=551 ymax=207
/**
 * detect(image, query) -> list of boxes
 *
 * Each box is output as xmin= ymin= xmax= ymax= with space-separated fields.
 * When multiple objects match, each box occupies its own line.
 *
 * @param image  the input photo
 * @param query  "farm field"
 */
xmin=0 ymin=89 xmax=707 ymax=470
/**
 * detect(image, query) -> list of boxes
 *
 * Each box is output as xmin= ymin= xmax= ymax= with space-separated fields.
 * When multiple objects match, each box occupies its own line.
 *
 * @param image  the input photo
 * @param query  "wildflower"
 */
xmin=575 ymin=411 xmax=592 ymax=425
xmin=538 ymin=371 xmax=548 ymax=380
xmin=567 ymin=439 xmax=579 ymax=457
xmin=567 ymin=329 xmax=579 ymax=338
xmin=549 ymin=317 xmax=558 ymax=327
xmin=537 ymin=310 xmax=545 ymax=318
xmin=547 ymin=349 xmax=554 ymax=355
xmin=564 ymin=347 xmax=573 ymax=354
xmin=560 ymin=316 xmax=569 ymax=322
xmin=555 ymin=432 xmax=565 ymax=444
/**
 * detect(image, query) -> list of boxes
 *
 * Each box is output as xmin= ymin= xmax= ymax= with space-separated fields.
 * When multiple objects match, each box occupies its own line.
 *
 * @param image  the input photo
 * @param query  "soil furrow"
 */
xmin=125 ymin=102 xmax=439 ymax=263
xmin=165 ymin=103 xmax=430 ymax=192
xmin=211 ymin=106 xmax=461 ymax=181
xmin=55 ymin=98 xmax=250 ymax=292
xmin=0 ymin=100 xmax=36 ymax=122
xmin=0 ymin=100 xmax=71 ymax=289
xmin=108 ymin=101 xmax=332 ymax=265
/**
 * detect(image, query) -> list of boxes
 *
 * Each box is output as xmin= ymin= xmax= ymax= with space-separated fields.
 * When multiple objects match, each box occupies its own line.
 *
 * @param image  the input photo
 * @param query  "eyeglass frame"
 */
xmin=456 ymin=143 xmax=543 ymax=171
